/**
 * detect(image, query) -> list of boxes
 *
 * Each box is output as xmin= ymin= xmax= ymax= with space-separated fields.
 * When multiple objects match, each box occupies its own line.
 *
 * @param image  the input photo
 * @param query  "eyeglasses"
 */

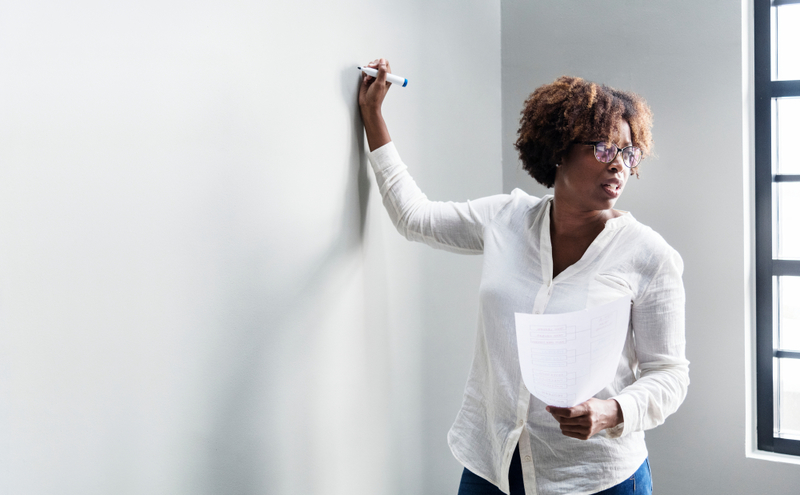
xmin=579 ymin=141 xmax=643 ymax=169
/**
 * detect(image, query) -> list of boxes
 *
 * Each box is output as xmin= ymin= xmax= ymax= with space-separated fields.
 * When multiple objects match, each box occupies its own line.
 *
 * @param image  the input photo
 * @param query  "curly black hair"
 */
xmin=514 ymin=76 xmax=654 ymax=188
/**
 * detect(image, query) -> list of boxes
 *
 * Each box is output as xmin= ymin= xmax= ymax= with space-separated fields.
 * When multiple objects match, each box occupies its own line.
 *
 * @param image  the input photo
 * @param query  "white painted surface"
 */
xmin=6 ymin=1 xmax=795 ymax=493
xmin=502 ymin=0 xmax=800 ymax=492
xmin=0 ymin=1 xmax=500 ymax=493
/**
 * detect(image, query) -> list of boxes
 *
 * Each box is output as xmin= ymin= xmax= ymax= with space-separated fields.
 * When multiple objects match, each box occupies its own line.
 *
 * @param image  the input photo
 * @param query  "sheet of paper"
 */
xmin=514 ymin=296 xmax=631 ymax=407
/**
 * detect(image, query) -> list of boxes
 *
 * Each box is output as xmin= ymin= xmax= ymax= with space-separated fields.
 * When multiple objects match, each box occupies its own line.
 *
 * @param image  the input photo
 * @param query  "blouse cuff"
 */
xmin=606 ymin=394 xmax=637 ymax=438
xmin=367 ymin=141 xmax=402 ymax=173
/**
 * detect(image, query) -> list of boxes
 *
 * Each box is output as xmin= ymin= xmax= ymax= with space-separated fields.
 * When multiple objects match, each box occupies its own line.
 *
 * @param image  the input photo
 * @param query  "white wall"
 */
xmin=501 ymin=0 xmax=800 ymax=493
xmin=0 ymin=1 xmax=500 ymax=494
xmin=7 ymin=1 xmax=793 ymax=494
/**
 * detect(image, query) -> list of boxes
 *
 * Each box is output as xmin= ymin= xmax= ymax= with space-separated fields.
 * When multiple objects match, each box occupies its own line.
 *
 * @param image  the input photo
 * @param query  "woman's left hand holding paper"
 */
xmin=546 ymin=398 xmax=623 ymax=440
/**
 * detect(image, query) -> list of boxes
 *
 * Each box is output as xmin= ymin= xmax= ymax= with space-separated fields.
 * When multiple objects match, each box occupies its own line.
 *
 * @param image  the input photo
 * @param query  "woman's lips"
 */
xmin=602 ymin=182 xmax=621 ymax=198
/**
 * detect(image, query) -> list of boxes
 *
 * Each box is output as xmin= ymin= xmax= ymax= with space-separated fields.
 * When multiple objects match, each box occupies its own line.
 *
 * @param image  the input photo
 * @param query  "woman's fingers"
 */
xmin=375 ymin=60 xmax=390 ymax=88
xmin=559 ymin=428 xmax=592 ymax=441
xmin=382 ymin=59 xmax=393 ymax=86
xmin=547 ymin=403 xmax=590 ymax=421
xmin=545 ymin=405 xmax=575 ymax=417
xmin=545 ymin=399 xmax=619 ymax=440
xmin=548 ymin=410 xmax=593 ymax=440
xmin=552 ymin=416 xmax=590 ymax=426
xmin=364 ymin=58 xmax=393 ymax=88
xmin=366 ymin=58 xmax=387 ymax=69
xmin=358 ymin=58 xmax=393 ymax=116
xmin=360 ymin=58 xmax=391 ymax=100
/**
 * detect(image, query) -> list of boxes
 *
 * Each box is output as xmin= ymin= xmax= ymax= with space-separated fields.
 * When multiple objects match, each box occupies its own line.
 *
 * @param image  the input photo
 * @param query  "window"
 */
xmin=755 ymin=0 xmax=800 ymax=456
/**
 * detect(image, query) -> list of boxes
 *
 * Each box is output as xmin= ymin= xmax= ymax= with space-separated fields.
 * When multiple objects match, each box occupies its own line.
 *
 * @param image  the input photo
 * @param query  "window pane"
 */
xmin=778 ymin=277 xmax=800 ymax=350
xmin=775 ymin=4 xmax=800 ymax=81
xmin=774 ymin=182 xmax=800 ymax=259
xmin=776 ymin=98 xmax=800 ymax=175
xmin=777 ymin=358 xmax=800 ymax=439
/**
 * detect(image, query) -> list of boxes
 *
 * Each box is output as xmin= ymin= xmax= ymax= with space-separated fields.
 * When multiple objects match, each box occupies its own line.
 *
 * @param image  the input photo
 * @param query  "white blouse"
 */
xmin=367 ymin=142 xmax=689 ymax=495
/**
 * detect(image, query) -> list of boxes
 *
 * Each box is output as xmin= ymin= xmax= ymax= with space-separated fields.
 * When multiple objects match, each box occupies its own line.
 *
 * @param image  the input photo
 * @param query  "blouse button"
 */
xmin=519 ymin=419 xmax=524 ymax=426
xmin=524 ymin=455 xmax=532 ymax=462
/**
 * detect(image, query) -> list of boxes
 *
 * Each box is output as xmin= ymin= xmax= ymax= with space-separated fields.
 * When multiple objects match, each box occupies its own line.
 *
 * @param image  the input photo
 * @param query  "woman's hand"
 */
xmin=358 ymin=58 xmax=392 ymax=116
xmin=358 ymin=58 xmax=392 ymax=151
xmin=546 ymin=398 xmax=623 ymax=440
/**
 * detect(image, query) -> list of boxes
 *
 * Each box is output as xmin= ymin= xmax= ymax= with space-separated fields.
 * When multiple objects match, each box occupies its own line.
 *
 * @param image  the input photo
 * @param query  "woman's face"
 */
xmin=554 ymin=119 xmax=633 ymax=212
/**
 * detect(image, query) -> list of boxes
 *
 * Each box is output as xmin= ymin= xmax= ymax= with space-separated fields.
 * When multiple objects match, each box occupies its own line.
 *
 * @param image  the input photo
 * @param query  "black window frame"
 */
xmin=755 ymin=0 xmax=800 ymax=456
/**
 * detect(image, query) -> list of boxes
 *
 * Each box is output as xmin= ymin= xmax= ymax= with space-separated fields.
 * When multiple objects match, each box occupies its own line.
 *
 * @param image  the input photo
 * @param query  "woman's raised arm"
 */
xmin=358 ymin=58 xmax=393 ymax=152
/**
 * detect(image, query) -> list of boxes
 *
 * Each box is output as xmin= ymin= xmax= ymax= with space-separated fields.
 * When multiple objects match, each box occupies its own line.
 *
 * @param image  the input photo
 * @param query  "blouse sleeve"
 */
xmin=368 ymin=142 xmax=511 ymax=254
xmin=607 ymin=247 xmax=690 ymax=437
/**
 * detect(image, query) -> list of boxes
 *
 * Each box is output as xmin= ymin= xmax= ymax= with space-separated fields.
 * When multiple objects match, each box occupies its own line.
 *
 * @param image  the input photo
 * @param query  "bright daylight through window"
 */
xmin=755 ymin=0 xmax=800 ymax=456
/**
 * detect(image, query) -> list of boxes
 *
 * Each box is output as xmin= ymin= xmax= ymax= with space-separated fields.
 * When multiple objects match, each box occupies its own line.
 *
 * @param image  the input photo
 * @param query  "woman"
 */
xmin=358 ymin=59 xmax=688 ymax=495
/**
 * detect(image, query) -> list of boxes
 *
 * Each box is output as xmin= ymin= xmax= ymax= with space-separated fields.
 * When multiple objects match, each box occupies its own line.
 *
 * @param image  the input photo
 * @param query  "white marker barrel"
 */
xmin=358 ymin=67 xmax=408 ymax=87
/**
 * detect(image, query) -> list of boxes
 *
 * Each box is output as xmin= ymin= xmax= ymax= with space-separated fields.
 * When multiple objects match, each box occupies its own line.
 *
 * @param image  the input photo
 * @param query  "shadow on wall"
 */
xmin=194 ymin=70 xmax=372 ymax=494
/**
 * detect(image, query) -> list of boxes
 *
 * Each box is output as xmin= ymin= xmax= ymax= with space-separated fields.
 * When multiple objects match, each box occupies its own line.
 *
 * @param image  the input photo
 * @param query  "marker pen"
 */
xmin=357 ymin=66 xmax=408 ymax=87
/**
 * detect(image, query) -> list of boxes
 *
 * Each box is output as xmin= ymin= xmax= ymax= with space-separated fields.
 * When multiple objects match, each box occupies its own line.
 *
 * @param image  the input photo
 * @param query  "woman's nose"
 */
xmin=608 ymin=156 xmax=623 ymax=173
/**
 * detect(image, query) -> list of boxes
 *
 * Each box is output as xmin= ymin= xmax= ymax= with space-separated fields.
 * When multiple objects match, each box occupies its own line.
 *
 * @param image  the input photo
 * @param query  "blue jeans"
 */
xmin=594 ymin=458 xmax=652 ymax=495
xmin=457 ymin=447 xmax=652 ymax=495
